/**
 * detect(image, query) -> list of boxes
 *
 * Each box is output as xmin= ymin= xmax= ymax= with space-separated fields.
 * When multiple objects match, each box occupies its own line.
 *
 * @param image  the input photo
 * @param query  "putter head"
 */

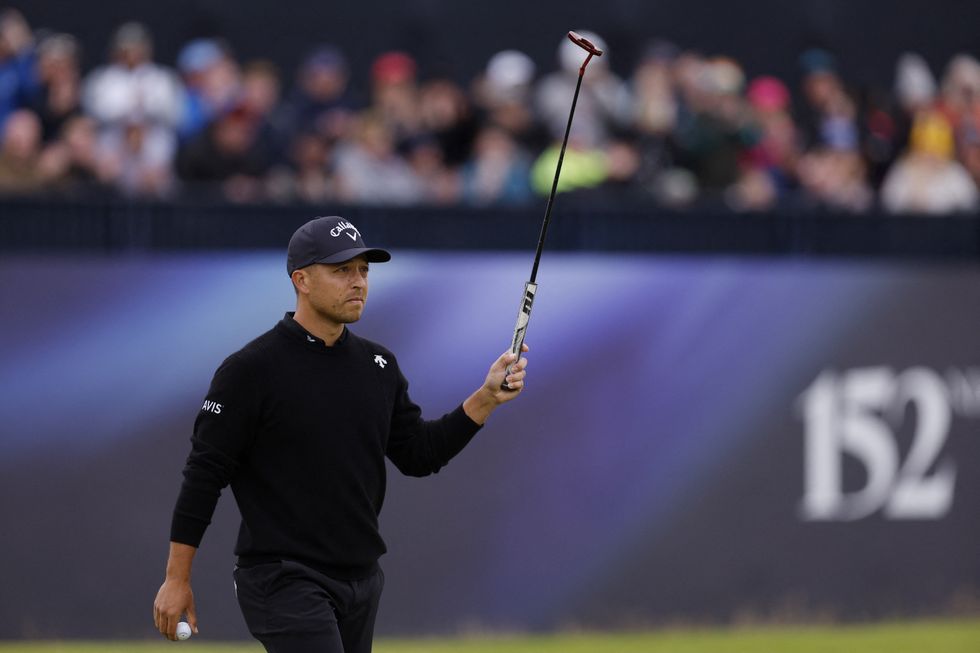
xmin=567 ymin=31 xmax=604 ymax=57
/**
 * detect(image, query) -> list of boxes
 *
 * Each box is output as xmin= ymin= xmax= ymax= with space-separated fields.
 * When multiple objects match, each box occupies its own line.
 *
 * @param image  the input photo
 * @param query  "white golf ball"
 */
xmin=176 ymin=621 xmax=192 ymax=641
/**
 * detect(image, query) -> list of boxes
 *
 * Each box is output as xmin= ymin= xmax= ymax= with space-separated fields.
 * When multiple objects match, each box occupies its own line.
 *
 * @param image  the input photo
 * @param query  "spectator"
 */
xmin=798 ymin=49 xmax=859 ymax=153
xmin=176 ymin=101 xmax=274 ymax=202
xmin=725 ymin=167 xmax=779 ymax=212
xmin=937 ymin=54 xmax=980 ymax=136
xmin=880 ymin=110 xmax=978 ymax=214
xmin=241 ymin=60 xmax=282 ymax=127
xmin=938 ymin=54 xmax=980 ymax=182
xmin=176 ymin=38 xmax=241 ymax=140
xmin=896 ymin=53 xmax=937 ymax=115
xmin=82 ymin=22 xmax=182 ymax=197
xmin=535 ymin=30 xmax=631 ymax=149
xmin=0 ymin=108 xmax=46 ymax=193
xmin=632 ymin=40 xmax=680 ymax=139
xmin=37 ymin=115 xmax=108 ymax=195
xmin=794 ymin=49 xmax=872 ymax=211
xmin=651 ymin=167 xmax=699 ymax=208
xmin=797 ymin=147 xmax=873 ymax=212
xmin=240 ymin=59 xmax=287 ymax=164
xmin=746 ymin=77 xmax=797 ymax=164
xmin=334 ymin=111 xmax=421 ymax=205
xmin=893 ymin=52 xmax=937 ymax=152
xmin=0 ymin=8 xmax=39 ymax=131
xmin=460 ymin=124 xmax=532 ymax=205
xmin=369 ymin=51 xmax=422 ymax=150
xmin=638 ymin=47 xmax=703 ymax=206
xmin=279 ymin=45 xmax=356 ymax=145
xmin=29 ymin=33 xmax=82 ymax=143
xmin=96 ymin=115 xmax=176 ymax=197
xmin=673 ymin=57 xmax=759 ymax=193
xmin=266 ymin=130 xmax=335 ymax=203
xmin=405 ymin=133 xmax=459 ymax=204
xmin=734 ymin=75 xmax=800 ymax=209
xmin=602 ymin=138 xmax=642 ymax=195
xmin=472 ymin=50 xmax=548 ymax=152
xmin=530 ymin=138 xmax=606 ymax=196
xmin=959 ymin=123 xmax=980 ymax=189
xmin=859 ymin=86 xmax=902 ymax=189
xmin=418 ymin=78 xmax=477 ymax=167
xmin=83 ymin=22 xmax=183 ymax=130
xmin=673 ymin=50 xmax=708 ymax=112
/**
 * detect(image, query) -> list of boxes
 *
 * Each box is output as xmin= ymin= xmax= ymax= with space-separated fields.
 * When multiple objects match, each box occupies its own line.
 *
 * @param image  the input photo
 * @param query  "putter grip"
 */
xmin=503 ymin=281 xmax=537 ymax=390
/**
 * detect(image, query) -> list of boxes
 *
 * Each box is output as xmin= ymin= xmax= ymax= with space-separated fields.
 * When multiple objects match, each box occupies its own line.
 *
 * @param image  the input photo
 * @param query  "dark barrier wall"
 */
xmin=0 ymin=252 xmax=977 ymax=638
xmin=3 ymin=199 xmax=980 ymax=259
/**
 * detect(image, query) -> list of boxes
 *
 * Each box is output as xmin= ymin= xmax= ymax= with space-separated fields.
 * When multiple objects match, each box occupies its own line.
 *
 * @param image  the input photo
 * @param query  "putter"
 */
xmin=503 ymin=30 xmax=603 ymax=389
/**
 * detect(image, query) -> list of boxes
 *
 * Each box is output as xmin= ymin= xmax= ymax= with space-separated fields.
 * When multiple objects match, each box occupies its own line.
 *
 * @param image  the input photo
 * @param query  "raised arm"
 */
xmin=387 ymin=345 xmax=528 ymax=476
xmin=463 ymin=345 xmax=529 ymax=425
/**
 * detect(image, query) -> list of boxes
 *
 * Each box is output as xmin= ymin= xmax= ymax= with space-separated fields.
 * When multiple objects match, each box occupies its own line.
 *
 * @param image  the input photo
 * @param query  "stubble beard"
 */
xmin=314 ymin=300 xmax=364 ymax=326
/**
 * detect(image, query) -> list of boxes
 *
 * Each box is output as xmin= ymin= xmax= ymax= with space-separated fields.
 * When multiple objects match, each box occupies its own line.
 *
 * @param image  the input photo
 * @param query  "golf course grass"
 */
xmin=2 ymin=618 xmax=978 ymax=653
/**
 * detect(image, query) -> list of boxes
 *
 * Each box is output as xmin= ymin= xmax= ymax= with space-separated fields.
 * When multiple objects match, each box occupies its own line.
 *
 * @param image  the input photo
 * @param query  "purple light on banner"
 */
xmin=0 ymin=254 xmax=289 ymax=455
xmin=378 ymin=256 xmax=906 ymax=628
xmin=0 ymin=252 xmax=938 ymax=634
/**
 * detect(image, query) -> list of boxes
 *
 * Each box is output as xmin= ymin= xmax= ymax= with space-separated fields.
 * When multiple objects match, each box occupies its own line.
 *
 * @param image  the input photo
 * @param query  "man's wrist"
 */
xmin=165 ymin=561 xmax=193 ymax=581
xmin=165 ymin=541 xmax=197 ymax=581
xmin=463 ymin=387 xmax=497 ymax=425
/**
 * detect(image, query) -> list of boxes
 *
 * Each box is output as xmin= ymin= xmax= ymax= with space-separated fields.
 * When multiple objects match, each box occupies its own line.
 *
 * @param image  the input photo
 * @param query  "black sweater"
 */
xmin=170 ymin=313 xmax=482 ymax=579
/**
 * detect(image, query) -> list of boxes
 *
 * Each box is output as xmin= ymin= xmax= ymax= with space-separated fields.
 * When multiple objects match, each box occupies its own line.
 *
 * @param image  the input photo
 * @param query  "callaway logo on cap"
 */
xmin=286 ymin=216 xmax=392 ymax=275
xmin=331 ymin=220 xmax=360 ymax=241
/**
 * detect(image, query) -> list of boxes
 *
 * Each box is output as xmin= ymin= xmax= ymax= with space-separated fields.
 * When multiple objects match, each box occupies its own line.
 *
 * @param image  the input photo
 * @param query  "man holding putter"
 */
xmin=153 ymin=215 xmax=528 ymax=652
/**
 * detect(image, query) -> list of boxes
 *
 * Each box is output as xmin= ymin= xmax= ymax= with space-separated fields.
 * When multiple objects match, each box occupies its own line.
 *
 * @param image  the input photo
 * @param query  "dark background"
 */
xmin=12 ymin=1 xmax=980 ymax=99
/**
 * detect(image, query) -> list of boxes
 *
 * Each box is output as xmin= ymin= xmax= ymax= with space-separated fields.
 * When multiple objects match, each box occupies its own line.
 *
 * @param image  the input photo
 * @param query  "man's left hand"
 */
xmin=463 ymin=345 xmax=529 ymax=424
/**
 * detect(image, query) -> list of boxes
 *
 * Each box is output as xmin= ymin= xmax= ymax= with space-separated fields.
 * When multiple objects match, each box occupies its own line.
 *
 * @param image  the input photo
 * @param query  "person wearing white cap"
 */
xmin=534 ymin=29 xmax=632 ymax=150
xmin=81 ymin=22 xmax=183 ymax=197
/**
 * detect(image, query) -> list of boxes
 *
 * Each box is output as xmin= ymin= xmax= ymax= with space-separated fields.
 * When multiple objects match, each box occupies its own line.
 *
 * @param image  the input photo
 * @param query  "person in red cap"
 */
xmin=153 ymin=216 xmax=528 ymax=653
xmin=369 ymin=51 xmax=421 ymax=147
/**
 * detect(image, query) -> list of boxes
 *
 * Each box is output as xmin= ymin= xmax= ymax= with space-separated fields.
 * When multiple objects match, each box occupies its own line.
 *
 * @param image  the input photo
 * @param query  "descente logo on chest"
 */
xmin=202 ymin=400 xmax=223 ymax=414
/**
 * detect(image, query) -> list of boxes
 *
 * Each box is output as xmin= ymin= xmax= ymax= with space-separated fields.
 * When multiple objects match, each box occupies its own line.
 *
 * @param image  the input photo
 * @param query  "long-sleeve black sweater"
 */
xmin=170 ymin=313 xmax=482 ymax=580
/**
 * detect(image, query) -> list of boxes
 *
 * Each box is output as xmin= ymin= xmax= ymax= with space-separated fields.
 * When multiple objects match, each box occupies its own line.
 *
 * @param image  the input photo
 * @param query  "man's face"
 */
xmin=299 ymin=255 xmax=370 ymax=326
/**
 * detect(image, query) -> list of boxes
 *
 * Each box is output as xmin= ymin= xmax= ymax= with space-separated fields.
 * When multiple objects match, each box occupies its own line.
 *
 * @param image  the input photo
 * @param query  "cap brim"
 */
xmin=314 ymin=247 xmax=392 ymax=265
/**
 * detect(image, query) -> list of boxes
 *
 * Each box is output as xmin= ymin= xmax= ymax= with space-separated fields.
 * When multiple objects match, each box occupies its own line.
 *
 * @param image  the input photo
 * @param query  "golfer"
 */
xmin=153 ymin=216 xmax=528 ymax=652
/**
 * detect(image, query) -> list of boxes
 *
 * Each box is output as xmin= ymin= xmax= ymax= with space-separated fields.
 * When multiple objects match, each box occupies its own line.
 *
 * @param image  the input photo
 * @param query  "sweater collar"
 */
xmin=279 ymin=312 xmax=349 ymax=349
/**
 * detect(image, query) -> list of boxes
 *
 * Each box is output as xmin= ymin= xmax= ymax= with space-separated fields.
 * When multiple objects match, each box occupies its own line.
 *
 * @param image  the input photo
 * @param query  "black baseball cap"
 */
xmin=286 ymin=216 xmax=391 ymax=276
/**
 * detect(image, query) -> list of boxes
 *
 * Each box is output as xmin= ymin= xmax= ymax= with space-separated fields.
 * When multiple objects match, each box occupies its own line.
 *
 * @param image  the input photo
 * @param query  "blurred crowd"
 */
xmin=3 ymin=7 xmax=980 ymax=213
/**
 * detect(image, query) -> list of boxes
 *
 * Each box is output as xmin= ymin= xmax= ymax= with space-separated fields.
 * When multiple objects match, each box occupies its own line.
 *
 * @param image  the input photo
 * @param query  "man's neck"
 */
xmin=293 ymin=306 xmax=345 ymax=346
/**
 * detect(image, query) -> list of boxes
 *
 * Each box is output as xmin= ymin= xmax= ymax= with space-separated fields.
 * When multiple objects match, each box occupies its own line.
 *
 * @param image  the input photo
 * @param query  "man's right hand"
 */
xmin=153 ymin=577 xmax=198 ymax=640
xmin=153 ymin=541 xmax=199 ymax=640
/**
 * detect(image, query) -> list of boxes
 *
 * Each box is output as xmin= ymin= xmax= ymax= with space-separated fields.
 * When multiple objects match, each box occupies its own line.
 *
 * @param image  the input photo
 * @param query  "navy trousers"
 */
xmin=234 ymin=560 xmax=384 ymax=653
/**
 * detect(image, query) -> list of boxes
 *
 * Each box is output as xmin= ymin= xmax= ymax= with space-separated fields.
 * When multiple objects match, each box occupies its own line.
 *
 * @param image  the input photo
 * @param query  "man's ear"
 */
xmin=291 ymin=269 xmax=309 ymax=295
